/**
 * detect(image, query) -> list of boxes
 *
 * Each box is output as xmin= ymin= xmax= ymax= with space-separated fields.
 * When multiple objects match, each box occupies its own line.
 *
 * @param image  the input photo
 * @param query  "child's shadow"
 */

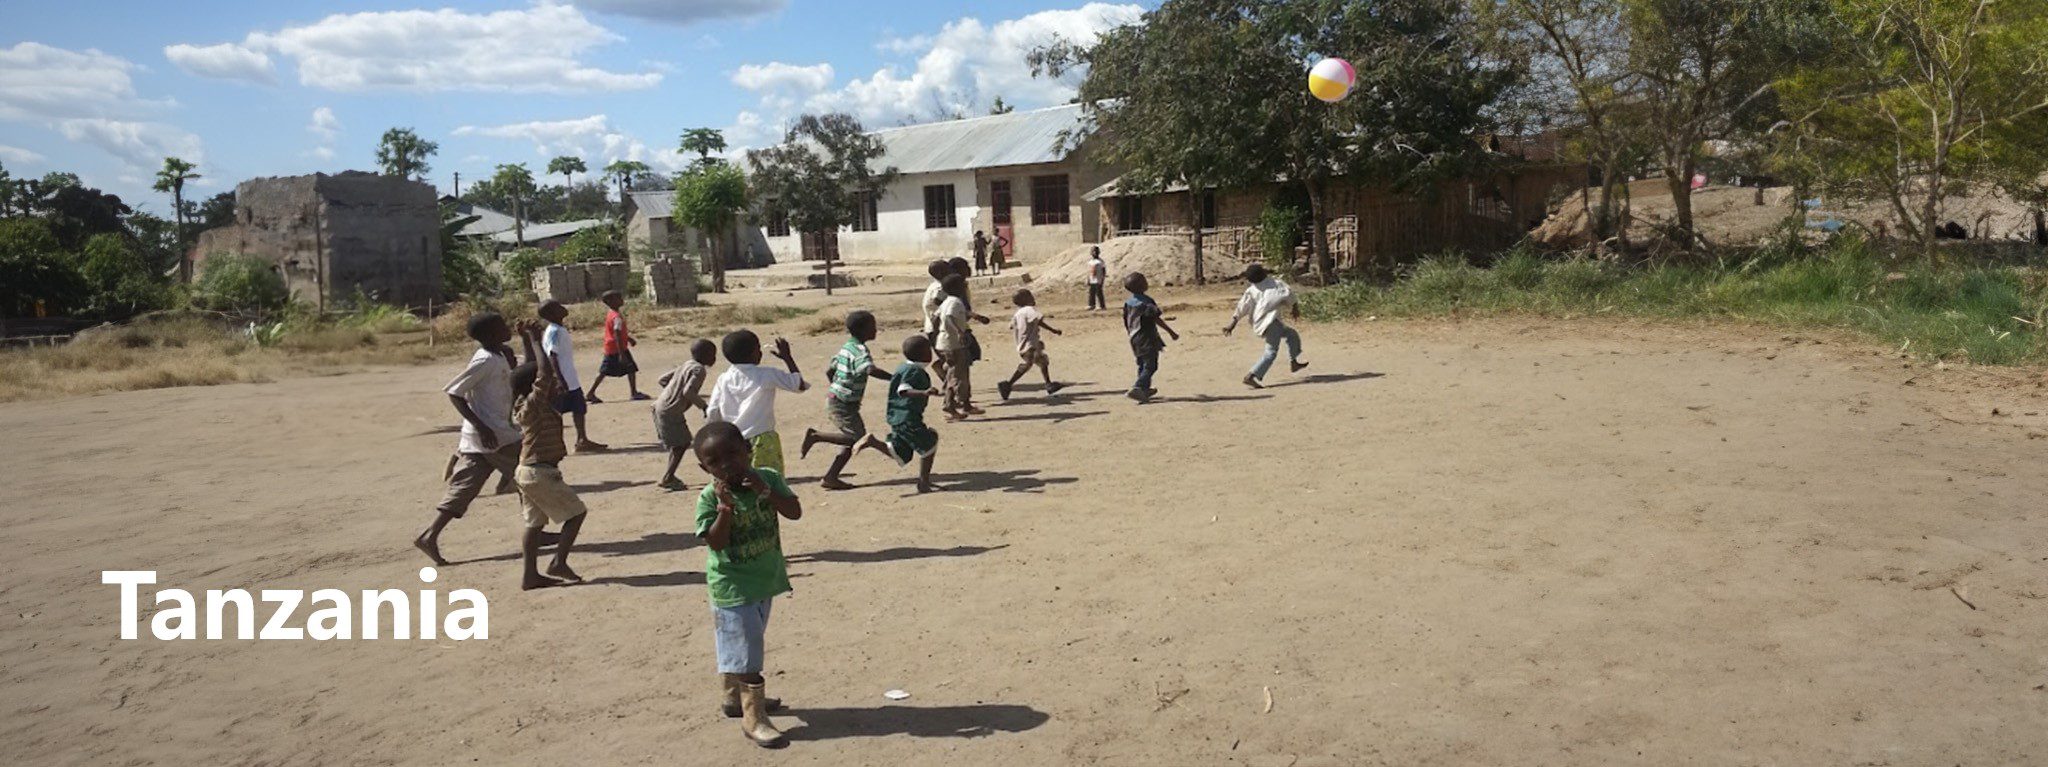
xmin=1264 ymin=371 xmax=1385 ymax=389
xmin=784 ymin=704 xmax=1051 ymax=741
xmin=789 ymin=544 xmax=1008 ymax=565
xmin=871 ymin=469 xmax=1077 ymax=496
xmin=571 ymin=479 xmax=654 ymax=494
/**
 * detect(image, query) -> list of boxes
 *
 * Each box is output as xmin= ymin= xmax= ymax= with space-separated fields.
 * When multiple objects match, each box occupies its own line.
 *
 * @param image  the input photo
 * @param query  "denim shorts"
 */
xmin=712 ymin=598 xmax=773 ymax=674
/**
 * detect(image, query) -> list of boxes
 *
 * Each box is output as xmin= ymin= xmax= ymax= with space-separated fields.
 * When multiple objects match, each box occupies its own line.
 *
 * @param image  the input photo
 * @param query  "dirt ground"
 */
xmin=5 ymin=280 xmax=2048 ymax=766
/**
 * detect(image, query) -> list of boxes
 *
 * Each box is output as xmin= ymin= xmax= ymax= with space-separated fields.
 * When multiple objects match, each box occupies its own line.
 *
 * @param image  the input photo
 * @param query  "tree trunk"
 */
xmin=2032 ymin=207 xmax=2046 ymax=247
xmin=1188 ymin=193 xmax=1206 ymax=285
xmin=710 ymin=229 xmax=727 ymax=294
xmin=1306 ymin=179 xmax=1332 ymax=285
xmin=1663 ymin=160 xmax=1696 ymax=250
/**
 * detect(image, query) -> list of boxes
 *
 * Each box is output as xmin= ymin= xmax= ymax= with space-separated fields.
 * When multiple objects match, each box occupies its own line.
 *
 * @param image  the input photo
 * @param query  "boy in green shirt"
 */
xmin=883 ymin=334 xmax=944 ymax=493
xmin=799 ymin=310 xmax=896 ymax=490
xmin=694 ymin=420 xmax=802 ymax=748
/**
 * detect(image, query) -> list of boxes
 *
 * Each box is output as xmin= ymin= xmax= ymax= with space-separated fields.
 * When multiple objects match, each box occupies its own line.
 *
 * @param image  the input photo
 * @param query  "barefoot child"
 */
xmin=538 ymin=300 xmax=607 ymax=452
xmin=997 ymin=288 xmax=1068 ymax=401
xmin=934 ymin=274 xmax=980 ymax=420
xmin=801 ymin=311 xmax=895 ymax=490
xmin=585 ymin=290 xmax=647 ymax=404
xmin=884 ymin=334 xmax=943 ymax=492
xmin=654 ymin=339 xmax=716 ymax=491
xmin=705 ymin=330 xmax=808 ymax=475
xmin=415 ymin=312 xmax=523 ymax=565
xmin=1222 ymin=264 xmax=1309 ymax=388
xmin=694 ymin=421 xmax=802 ymax=748
xmin=1121 ymin=272 xmax=1179 ymax=402
xmin=510 ymin=320 xmax=590 ymax=589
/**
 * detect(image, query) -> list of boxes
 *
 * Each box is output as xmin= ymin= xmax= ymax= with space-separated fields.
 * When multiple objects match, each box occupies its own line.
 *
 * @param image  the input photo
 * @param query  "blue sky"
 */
xmin=0 ymin=0 xmax=1148 ymax=214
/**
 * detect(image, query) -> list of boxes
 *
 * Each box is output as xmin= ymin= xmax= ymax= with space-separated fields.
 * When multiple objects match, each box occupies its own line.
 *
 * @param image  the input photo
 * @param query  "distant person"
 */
xmin=1121 ymin=272 xmax=1179 ymax=402
xmin=990 ymin=230 xmax=1010 ymax=275
xmin=972 ymin=230 xmax=991 ymax=275
xmin=1086 ymin=246 xmax=1108 ymax=311
xmin=801 ymin=310 xmax=896 ymax=490
xmin=538 ymin=300 xmax=606 ymax=452
xmin=584 ymin=290 xmax=647 ymax=404
xmin=415 ymin=312 xmax=524 ymax=566
xmin=654 ymin=339 xmax=717 ymax=491
xmin=948 ymin=255 xmax=991 ymax=372
xmin=920 ymin=259 xmax=953 ymax=389
xmin=1223 ymin=264 xmax=1309 ymax=389
xmin=935 ymin=274 xmax=983 ymax=420
xmin=997 ymin=288 xmax=1067 ymax=401
xmin=692 ymin=420 xmax=802 ymax=748
xmin=705 ymin=329 xmax=809 ymax=474
xmin=883 ymin=334 xmax=944 ymax=493
xmin=509 ymin=319 xmax=590 ymax=590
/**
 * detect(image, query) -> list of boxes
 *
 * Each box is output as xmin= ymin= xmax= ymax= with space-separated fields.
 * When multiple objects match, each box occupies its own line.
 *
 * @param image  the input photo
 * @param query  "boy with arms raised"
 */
xmin=1122 ymin=272 xmax=1180 ymax=402
xmin=997 ymin=288 xmax=1068 ymax=401
xmin=415 ymin=312 xmax=523 ymax=565
xmin=705 ymin=330 xmax=809 ymax=474
xmin=584 ymin=290 xmax=648 ymax=404
xmin=884 ymin=334 xmax=944 ymax=493
xmin=654 ymin=339 xmax=717 ymax=491
xmin=510 ymin=320 xmax=590 ymax=589
xmin=800 ymin=310 xmax=895 ymax=490
xmin=1223 ymin=264 xmax=1309 ymax=388
xmin=538 ymin=300 xmax=606 ymax=453
xmin=694 ymin=420 xmax=802 ymax=748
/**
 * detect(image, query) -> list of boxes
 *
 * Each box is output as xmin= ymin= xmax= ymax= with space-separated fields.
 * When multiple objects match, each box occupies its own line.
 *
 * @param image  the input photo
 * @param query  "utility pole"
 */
xmin=452 ymin=171 xmax=461 ymax=198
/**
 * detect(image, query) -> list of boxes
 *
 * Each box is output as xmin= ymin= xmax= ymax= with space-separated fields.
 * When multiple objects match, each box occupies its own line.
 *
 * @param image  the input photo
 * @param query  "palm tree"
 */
xmin=493 ymin=163 xmax=536 ymax=245
xmin=546 ymin=156 xmax=587 ymax=216
xmin=375 ymin=128 xmax=439 ymax=180
xmin=602 ymin=159 xmax=651 ymax=210
xmin=152 ymin=157 xmax=201 ymax=245
xmin=679 ymin=128 xmax=728 ymax=165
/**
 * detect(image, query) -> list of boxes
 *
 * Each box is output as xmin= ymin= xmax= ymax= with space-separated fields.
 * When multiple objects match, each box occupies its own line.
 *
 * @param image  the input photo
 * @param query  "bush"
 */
xmin=78 ymin=233 xmax=172 ymax=319
xmin=1257 ymin=204 xmax=1303 ymax=270
xmin=502 ymin=248 xmax=549 ymax=292
xmin=0 ymin=218 xmax=89 ymax=316
xmin=443 ymin=242 xmax=500 ymax=299
xmin=552 ymin=224 xmax=626 ymax=264
xmin=194 ymin=253 xmax=290 ymax=314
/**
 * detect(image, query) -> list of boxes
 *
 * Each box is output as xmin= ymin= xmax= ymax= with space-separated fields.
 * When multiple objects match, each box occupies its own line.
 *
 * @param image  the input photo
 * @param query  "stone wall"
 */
xmin=530 ymin=261 xmax=631 ymax=305
xmin=644 ymin=258 xmax=699 ymax=307
xmin=185 ymin=172 xmax=441 ymax=307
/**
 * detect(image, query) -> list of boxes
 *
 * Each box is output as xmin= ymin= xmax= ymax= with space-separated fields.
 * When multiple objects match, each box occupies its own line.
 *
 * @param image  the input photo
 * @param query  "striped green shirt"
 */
xmin=827 ymin=338 xmax=873 ymax=402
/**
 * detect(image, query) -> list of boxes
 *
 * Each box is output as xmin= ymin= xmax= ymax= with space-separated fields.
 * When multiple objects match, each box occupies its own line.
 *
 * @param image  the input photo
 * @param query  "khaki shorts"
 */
xmin=436 ymin=444 xmax=521 ymax=519
xmin=515 ymin=464 xmax=588 ymax=529
xmin=1018 ymin=343 xmax=1048 ymax=366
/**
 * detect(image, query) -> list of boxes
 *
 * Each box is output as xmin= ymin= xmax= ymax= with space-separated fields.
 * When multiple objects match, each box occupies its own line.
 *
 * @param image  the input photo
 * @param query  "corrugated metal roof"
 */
xmin=869 ymin=103 xmax=1087 ymax=175
xmin=492 ymin=219 xmax=606 ymax=245
xmin=628 ymin=190 xmax=672 ymax=219
xmin=447 ymin=201 xmax=522 ymax=237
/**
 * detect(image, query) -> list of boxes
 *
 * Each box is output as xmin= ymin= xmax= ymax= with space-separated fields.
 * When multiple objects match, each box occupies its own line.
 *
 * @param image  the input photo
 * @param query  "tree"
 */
xmin=152 ymin=156 xmax=201 ymax=246
xmin=603 ymin=159 xmax=652 ymax=208
xmin=196 ymin=191 xmax=237 ymax=230
xmin=546 ymin=156 xmax=587 ymax=214
xmin=747 ymin=114 xmax=898 ymax=294
xmin=679 ymin=128 xmax=728 ymax=166
xmin=0 ymin=162 xmax=12 ymax=216
xmin=375 ymin=128 xmax=439 ymax=180
xmin=78 ymin=232 xmax=170 ymax=318
xmin=0 ymin=218 xmax=89 ymax=316
xmin=989 ymin=96 xmax=1016 ymax=115
xmin=492 ymin=164 xmax=536 ymax=246
xmin=1785 ymin=0 xmax=2048 ymax=252
xmin=42 ymin=183 xmax=131 ymax=251
xmin=671 ymin=161 xmax=750 ymax=293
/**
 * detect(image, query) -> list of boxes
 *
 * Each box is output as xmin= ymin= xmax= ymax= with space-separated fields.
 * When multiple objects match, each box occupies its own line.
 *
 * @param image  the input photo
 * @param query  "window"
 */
xmin=923 ymin=184 xmax=957 ymax=229
xmin=1114 ymin=196 xmax=1144 ymax=234
xmin=989 ymin=180 xmax=1013 ymax=225
xmin=1199 ymin=191 xmax=1218 ymax=230
xmin=850 ymin=191 xmax=878 ymax=232
xmin=766 ymin=208 xmax=790 ymax=238
xmin=1030 ymin=175 xmax=1070 ymax=225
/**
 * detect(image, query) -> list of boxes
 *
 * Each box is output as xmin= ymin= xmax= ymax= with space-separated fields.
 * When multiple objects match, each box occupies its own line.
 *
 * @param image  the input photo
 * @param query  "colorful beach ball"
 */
xmin=1308 ymin=57 xmax=1356 ymax=103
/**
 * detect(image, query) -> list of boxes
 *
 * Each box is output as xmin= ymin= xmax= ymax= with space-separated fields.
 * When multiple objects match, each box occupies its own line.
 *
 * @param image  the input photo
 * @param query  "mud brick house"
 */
xmin=189 ymin=172 xmax=442 ymax=307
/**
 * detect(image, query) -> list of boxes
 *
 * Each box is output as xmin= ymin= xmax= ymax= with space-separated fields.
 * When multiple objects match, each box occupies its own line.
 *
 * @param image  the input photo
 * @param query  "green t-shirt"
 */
xmin=826 ymin=337 xmax=873 ymax=402
xmin=886 ymin=362 xmax=932 ymax=427
xmin=693 ymin=468 xmax=795 ymax=607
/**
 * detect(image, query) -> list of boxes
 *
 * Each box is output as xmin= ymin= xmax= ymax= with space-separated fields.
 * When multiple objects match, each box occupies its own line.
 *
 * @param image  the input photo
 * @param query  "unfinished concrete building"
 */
xmin=189 ymin=172 xmax=442 ymax=307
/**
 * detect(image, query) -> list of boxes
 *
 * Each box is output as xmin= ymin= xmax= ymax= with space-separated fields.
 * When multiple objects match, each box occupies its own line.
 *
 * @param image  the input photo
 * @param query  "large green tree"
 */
xmin=375 ymin=128 xmax=438 ymax=181
xmin=679 ymin=128 xmax=728 ymax=166
xmin=152 ymin=156 xmax=200 ymax=245
xmin=492 ymin=163 xmax=537 ymax=246
xmin=671 ymin=161 xmax=749 ymax=293
xmin=747 ymin=114 xmax=898 ymax=292
xmin=603 ymin=159 xmax=652 ymax=211
xmin=546 ymin=156 xmax=587 ymax=213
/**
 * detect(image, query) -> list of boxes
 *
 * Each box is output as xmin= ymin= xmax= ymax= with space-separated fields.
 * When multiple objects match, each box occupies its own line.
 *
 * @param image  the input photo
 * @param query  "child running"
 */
xmin=585 ymin=290 xmax=647 ymax=404
xmin=997 ymin=288 xmax=1068 ymax=401
xmin=510 ymin=319 xmax=590 ymax=590
xmin=934 ymin=274 xmax=982 ymax=420
xmin=1121 ymin=272 xmax=1180 ymax=402
xmin=415 ymin=312 xmax=523 ymax=566
xmin=538 ymin=300 xmax=606 ymax=452
xmin=883 ymin=334 xmax=944 ymax=493
xmin=705 ymin=330 xmax=808 ymax=474
xmin=654 ymin=339 xmax=717 ymax=491
xmin=800 ymin=310 xmax=895 ymax=490
xmin=693 ymin=420 xmax=802 ymax=749
xmin=1222 ymin=264 xmax=1309 ymax=388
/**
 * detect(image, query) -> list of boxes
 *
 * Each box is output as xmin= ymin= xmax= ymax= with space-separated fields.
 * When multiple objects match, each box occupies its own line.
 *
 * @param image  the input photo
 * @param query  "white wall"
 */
xmin=759 ymin=169 xmax=981 ymax=265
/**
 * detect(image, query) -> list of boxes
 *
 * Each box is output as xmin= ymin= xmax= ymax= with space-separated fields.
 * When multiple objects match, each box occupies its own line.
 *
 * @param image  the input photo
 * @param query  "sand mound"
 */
xmin=1033 ymin=236 xmax=1255 ymax=288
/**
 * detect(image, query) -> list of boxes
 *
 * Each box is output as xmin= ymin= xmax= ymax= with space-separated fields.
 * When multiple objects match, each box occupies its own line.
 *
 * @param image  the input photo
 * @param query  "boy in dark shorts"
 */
xmin=416 ymin=312 xmax=523 ymax=565
xmin=1121 ymin=272 xmax=1180 ymax=402
xmin=511 ymin=319 xmax=590 ymax=590
xmin=585 ymin=290 xmax=647 ymax=404
xmin=655 ymin=339 xmax=716 ymax=491
xmin=997 ymin=288 xmax=1067 ymax=401
xmin=538 ymin=300 xmax=606 ymax=452
xmin=694 ymin=421 xmax=802 ymax=748
xmin=800 ymin=310 xmax=895 ymax=490
xmin=883 ymin=334 xmax=943 ymax=493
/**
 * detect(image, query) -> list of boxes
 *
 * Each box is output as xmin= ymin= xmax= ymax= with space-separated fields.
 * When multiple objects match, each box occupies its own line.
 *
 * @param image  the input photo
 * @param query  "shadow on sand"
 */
xmin=784 ymin=704 xmax=1051 ymax=742
xmin=789 ymin=544 xmax=1008 ymax=565
xmin=869 ymin=468 xmax=1077 ymax=495
xmin=1263 ymin=371 xmax=1385 ymax=389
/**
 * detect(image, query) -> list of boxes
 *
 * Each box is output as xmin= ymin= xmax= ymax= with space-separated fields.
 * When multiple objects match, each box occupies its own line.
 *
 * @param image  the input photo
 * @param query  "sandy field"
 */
xmin=5 ymin=281 xmax=2048 ymax=766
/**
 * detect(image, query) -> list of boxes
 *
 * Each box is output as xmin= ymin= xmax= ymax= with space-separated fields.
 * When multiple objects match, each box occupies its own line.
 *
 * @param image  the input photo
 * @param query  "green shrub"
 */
xmin=1257 ymin=204 xmax=1303 ymax=270
xmin=194 ymin=253 xmax=290 ymax=314
xmin=502 ymin=248 xmax=549 ymax=292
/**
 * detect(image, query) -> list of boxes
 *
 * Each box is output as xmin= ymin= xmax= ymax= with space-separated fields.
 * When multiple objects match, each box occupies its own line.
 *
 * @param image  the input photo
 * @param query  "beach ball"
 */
xmin=1308 ymin=58 xmax=1356 ymax=103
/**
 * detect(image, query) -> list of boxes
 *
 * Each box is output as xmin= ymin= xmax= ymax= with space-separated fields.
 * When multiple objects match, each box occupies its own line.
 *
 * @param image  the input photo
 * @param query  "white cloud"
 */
xmin=576 ymin=0 xmax=786 ymax=25
xmin=309 ymin=107 xmax=340 ymax=141
xmin=455 ymin=114 xmax=689 ymax=173
xmin=795 ymin=4 xmax=1142 ymax=127
xmin=0 ymin=144 xmax=47 ymax=165
xmin=876 ymin=34 xmax=932 ymax=56
xmin=57 ymin=118 xmax=205 ymax=170
xmin=731 ymin=62 xmax=834 ymax=93
xmin=0 ymin=42 xmax=158 ymax=122
xmin=164 ymin=42 xmax=275 ymax=85
xmin=173 ymin=4 xmax=661 ymax=93
xmin=310 ymin=146 xmax=336 ymax=161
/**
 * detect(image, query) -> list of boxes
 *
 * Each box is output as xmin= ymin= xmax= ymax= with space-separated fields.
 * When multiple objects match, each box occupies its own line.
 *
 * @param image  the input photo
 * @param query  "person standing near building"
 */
xmin=972 ymin=231 xmax=991 ymax=276
xmin=1086 ymin=247 xmax=1108 ymax=311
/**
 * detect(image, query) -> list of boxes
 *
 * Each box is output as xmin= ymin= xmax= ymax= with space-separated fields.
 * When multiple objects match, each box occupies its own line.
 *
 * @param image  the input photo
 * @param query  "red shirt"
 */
xmin=602 ymin=309 xmax=630 ymax=354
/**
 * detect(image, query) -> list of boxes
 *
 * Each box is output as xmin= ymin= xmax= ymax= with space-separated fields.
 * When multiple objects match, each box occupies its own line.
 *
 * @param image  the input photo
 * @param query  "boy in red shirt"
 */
xmin=585 ymin=290 xmax=648 ymax=404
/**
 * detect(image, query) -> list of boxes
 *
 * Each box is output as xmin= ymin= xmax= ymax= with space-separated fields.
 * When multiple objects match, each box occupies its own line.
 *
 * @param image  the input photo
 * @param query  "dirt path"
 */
xmin=4 ymin=284 xmax=2047 ymax=765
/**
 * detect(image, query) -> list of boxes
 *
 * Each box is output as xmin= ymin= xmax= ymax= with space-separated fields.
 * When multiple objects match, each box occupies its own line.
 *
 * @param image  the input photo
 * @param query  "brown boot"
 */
xmin=722 ymin=675 xmax=783 ymax=718
xmin=739 ymin=681 xmax=788 ymax=748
